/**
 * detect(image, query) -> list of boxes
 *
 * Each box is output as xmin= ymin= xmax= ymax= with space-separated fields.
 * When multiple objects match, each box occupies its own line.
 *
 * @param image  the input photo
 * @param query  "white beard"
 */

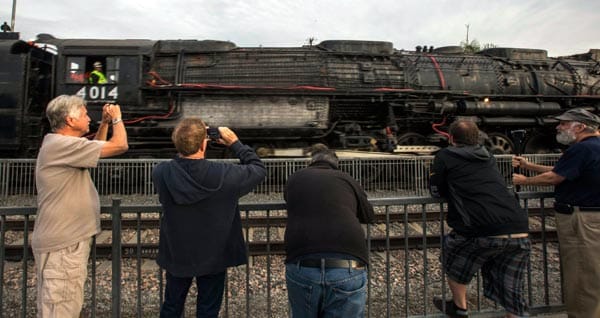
xmin=556 ymin=129 xmax=577 ymax=145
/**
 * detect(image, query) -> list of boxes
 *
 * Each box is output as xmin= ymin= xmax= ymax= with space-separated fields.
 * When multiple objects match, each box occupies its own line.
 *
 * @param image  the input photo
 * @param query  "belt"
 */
xmin=554 ymin=202 xmax=600 ymax=214
xmin=489 ymin=233 xmax=529 ymax=239
xmin=297 ymin=259 xmax=365 ymax=269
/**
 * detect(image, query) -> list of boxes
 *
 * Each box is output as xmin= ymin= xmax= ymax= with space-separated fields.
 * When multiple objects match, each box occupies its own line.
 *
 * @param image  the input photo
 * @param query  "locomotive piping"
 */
xmin=432 ymin=116 xmax=450 ymax=140
xmin=124 ymin=100 xmax=176 ymax=125
xmin=148 ymin=71 xmax=338 ymax=91
xmin=425 ymin=54 xmax=447 ymax=90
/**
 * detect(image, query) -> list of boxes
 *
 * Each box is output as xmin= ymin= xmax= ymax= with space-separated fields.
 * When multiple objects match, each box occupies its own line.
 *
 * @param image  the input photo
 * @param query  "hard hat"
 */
xmin=93 ymin=61 xmax=102 ymax=68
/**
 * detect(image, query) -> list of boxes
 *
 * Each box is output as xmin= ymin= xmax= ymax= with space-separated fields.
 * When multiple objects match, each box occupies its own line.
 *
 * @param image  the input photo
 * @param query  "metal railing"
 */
xmin=0 ymin=154 xmax=561 ymax=199
xmin=0 ymin=193 xmax=564 ymax=317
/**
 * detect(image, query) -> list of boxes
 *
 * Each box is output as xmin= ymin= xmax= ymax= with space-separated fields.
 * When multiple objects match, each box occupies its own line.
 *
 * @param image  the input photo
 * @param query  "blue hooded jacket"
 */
xmin=152 ymin=141 xmax=266 ymax=276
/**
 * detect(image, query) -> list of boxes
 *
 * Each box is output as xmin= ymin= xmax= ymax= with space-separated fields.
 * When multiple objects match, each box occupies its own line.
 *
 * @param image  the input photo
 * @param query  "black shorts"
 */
xmin=441 ymin=232 xmax=531 ymax=316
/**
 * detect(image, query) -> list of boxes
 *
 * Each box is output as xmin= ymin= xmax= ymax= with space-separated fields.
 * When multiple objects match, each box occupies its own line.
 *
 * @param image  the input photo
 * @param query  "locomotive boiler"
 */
xmin=1 ymin=31 xmax=599 ymax=157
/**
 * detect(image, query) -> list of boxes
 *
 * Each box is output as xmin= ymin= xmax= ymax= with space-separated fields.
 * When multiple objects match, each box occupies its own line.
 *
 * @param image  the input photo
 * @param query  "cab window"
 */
xmin=65 ymin=57 xmax=86 ymax=83
xmin=105 ymin=57 xmax=120 ymax=83
xmin=65 ymin=56 xmax=121 ymax=84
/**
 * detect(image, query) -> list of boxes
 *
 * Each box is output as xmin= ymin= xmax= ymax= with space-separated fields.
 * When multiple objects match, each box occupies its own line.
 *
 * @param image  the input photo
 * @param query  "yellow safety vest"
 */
xmin=89 ymin=70 xmax=107 ymax=84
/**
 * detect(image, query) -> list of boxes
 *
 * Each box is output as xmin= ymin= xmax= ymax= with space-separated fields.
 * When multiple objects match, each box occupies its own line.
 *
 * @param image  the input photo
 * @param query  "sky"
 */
xmin=2 ymin=0 xmax=599 ymax=57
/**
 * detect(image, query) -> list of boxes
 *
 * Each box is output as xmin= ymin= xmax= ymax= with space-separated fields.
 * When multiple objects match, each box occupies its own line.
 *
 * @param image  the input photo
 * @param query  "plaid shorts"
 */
xmin=441 ymin=232 xmax=531 ymax=316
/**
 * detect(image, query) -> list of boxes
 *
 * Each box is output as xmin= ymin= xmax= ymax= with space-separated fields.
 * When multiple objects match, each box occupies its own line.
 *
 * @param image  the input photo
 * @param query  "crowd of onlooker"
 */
xmin=31 ymin=94 xmax=600 ymax=318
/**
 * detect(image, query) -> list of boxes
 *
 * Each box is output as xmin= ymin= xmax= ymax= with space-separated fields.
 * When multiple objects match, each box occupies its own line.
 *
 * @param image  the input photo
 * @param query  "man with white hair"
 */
xmin=32 ymin=95 xmax=128 ymax=317
xmin=513 ymin=108 xmax=600 ymax=318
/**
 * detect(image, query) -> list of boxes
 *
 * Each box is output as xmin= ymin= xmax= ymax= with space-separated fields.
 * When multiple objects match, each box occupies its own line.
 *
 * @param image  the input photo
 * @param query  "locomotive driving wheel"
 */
xmin=484 ymin=133 xmax=514 ymax=154
xmin=396 ymin=133 xmax=426 ymax=145
xmin=524 ymin=133 xmax=558 ymax=154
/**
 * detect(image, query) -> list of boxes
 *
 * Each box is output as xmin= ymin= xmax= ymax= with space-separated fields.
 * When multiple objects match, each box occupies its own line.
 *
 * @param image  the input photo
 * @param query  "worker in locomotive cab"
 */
xmin=89 ymin=61 xmax=107 ymax=84
xmin=152 ymin=119 xmax=266 ymax=318
xmin=32 ymin=95 xmax=128 ymax=318
xmin=430 ymin=119 xmax=530 ymax=318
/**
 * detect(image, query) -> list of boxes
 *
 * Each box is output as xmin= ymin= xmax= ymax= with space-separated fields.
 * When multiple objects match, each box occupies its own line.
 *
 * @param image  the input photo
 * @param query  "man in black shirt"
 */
xmin=430 ymin=120 xmax=530 ymax=318
xmin=284 ymin=144 xmax=375 ymax=318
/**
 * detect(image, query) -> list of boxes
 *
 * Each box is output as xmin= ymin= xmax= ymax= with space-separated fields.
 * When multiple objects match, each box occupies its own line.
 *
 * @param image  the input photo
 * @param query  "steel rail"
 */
xmin=0 ymin=207 xmax=557 ymax=231
xmin=2 ymin=228 xmax=557 ymax=261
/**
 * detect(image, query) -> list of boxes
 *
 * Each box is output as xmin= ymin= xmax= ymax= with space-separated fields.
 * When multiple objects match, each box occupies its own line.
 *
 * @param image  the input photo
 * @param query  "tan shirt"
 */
xmin=32 ymin=134 xmax=105 ymax=252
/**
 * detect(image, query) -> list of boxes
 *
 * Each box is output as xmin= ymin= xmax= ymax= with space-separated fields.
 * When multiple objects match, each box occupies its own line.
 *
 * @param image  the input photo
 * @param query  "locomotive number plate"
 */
xmin=75 ymin=85 xmax=118 ymax=102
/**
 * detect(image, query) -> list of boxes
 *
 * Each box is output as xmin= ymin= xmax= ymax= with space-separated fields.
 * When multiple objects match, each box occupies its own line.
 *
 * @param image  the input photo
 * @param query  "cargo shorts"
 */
xmin=34 ymin=238 xmax=91 ymax=318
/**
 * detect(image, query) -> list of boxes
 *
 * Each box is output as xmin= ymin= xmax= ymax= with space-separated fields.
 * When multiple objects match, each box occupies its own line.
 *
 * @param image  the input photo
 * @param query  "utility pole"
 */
xmin=11 ymin=0 xmax=17 ymax=30
xmin=465 ymin=24 xmax=470 ymax=45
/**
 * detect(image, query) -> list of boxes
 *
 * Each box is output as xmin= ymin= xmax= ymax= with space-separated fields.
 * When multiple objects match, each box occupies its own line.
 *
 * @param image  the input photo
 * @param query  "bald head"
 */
xmin=449 ymin=120 xmax=480 ymax=146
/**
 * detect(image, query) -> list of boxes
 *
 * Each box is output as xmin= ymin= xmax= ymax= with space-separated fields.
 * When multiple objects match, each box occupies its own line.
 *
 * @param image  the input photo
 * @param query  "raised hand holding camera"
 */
xmin=207 ymin=126 xmax=239 ymax=146
xmin=207 ymin=127 xmax=220 ymax=140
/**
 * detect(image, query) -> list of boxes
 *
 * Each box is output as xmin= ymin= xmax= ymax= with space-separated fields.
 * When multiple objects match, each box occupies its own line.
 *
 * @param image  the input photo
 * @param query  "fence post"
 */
xmin=111 ymin=199 xmax=122 ymax=317
xmin=0 ymin=215 xmax=5 ymax=318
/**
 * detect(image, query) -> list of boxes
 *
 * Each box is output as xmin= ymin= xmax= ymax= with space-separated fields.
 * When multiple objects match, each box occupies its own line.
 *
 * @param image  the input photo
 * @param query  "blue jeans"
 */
xmin=160 ymin=271 xmax=225 ymax=318
xmin=285 ymin=263 xmax=367 ymax=318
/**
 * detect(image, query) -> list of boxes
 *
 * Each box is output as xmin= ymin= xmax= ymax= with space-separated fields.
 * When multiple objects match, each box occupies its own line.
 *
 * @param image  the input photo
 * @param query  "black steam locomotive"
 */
xmin=1 ymin=31 xmax=599 ymax=158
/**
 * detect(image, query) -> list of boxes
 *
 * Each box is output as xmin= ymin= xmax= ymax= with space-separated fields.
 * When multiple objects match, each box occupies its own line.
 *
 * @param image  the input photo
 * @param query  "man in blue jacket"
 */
xmin=430 ymin=119 xmax=530 ymax=318
xmin=152 ymin=118 xmax=266 ymax=318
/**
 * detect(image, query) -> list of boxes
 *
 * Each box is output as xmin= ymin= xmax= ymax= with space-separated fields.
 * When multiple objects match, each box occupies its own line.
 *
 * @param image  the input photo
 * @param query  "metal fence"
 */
xmin=0 ymin=193 xmax=564 ymax=317
xmin=0 ymin=154 xmax=561 ymax=199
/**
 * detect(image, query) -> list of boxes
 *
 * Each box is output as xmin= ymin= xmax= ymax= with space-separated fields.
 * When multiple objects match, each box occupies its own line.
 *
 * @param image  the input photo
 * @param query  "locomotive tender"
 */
xmin=1 ymin=31 xmax=599 ymax=158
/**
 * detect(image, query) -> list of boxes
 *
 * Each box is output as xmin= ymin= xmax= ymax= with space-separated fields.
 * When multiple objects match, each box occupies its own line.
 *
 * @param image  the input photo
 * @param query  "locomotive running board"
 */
xmin=393 ymin=145 xmax=440 ymax=155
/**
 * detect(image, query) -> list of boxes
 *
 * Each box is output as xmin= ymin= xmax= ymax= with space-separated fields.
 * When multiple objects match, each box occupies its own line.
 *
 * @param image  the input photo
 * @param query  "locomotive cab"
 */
xmin=52 ymin=38 xmax=155 ymax=126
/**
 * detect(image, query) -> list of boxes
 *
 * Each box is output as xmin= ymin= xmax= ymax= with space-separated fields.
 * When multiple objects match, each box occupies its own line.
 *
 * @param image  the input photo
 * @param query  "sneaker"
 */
xmin=433 ymin=296 xmax=469 ymax=318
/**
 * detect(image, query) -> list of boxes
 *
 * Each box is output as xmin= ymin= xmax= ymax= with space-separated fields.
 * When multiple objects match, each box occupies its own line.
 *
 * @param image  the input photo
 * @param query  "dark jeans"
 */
xmin=160 ymin=271 xmax=226 ymax=318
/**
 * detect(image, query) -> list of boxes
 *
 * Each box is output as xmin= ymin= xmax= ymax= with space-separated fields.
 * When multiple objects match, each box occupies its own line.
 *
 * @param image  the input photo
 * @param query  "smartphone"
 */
xmin=207 ymin=127 xmax=220 ymax=140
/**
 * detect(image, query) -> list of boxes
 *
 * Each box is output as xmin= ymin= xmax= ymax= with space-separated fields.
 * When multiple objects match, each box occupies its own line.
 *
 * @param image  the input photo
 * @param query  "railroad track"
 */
xmin=0 ymin=207 xmax=557 ymax=230
xmin=1 ymin=229 xmax=558 ymax=261
xmin=1 ymin=207 xmax=559 ymax=261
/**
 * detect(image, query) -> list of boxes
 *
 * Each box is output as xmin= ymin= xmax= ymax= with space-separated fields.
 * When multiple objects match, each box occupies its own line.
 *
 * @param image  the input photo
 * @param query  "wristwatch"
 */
xmin=111 ymin=117 xmax=122 ymax=125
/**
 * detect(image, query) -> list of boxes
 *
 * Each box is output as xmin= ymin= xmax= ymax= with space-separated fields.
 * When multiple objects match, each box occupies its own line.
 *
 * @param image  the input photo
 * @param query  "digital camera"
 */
xmin=207 ymin=127 xmax=220 ymax=140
